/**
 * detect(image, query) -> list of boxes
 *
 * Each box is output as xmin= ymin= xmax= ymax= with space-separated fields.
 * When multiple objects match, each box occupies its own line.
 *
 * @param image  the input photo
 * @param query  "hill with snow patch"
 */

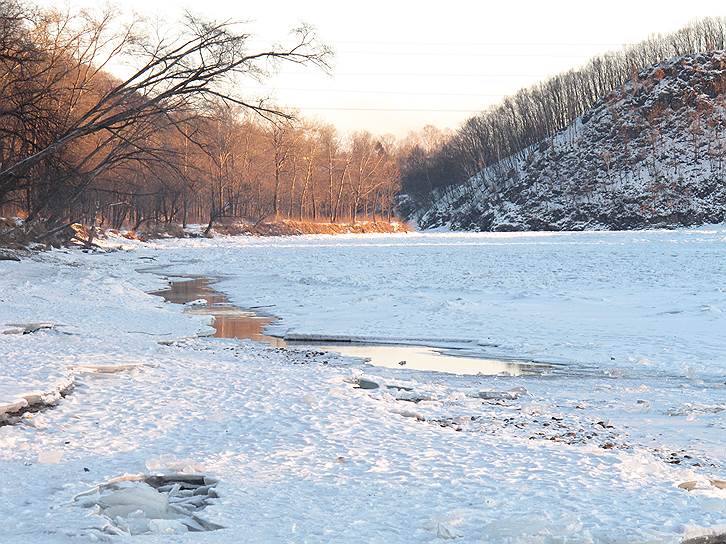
xmin=414 ymin=51 xmax=726 ymax=231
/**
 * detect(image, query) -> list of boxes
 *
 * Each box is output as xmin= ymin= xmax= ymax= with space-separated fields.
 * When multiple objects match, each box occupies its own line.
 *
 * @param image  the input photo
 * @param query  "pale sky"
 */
xmin=43 ymin=0 xmax=726 ymax=136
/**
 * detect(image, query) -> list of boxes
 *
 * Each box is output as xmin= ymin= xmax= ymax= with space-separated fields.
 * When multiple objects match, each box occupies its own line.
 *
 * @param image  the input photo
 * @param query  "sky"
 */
xmin=41 ymin=0 xmax=726 ymax=137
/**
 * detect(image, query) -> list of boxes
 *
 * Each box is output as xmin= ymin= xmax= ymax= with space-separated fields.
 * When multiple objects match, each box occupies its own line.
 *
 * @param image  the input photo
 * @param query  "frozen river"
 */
xmin=1 ymin=228 xmax=725 ymax=542
xmin=149 ymin=228 xmax=726 ymax=471
xmin=157 ymin=228 xmax=726 ymax=380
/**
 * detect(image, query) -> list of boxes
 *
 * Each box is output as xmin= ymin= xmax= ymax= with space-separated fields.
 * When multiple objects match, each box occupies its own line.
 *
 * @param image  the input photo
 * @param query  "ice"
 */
xmin=470 ymin=386 xmax=528 ymax=400
xmin=684 ymin=524 xmax=726 ymax=542
xmin=148 ymin=518 xmax=188 ymax=534
xmin=72 ymin=473 xmax=222 ymax=537
xmin=355 ymin=377 xmax=380 ymax=389
xmin=145 ymin=455 xmax=205 ymax=474
xmin=0 ymin=229 xmax=724 ymax=542
xmin=97 ymin=485 xmax=172 ymax=519
xmin=36 ymin=449 xmax=63 ymax=464
xmin=436 ymin=523 xmax=462 ymax=539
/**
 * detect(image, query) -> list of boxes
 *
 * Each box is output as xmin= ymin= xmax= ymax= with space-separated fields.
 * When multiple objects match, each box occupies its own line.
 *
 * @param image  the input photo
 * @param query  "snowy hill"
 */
xmin=416 ymin=51 xmax=726 ymax=231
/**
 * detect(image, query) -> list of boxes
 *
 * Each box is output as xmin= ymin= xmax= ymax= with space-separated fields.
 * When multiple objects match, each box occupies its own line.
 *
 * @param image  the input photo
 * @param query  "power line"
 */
xmin=333 ymin=73 xmax=549 ymax=77
xmin=333 ymin=40 xmax=634 ymax=47
xmin=338 ymin=51 xmax=598 ymax=58
xmin=247 ymin=87 xmax=507 ymax=97
xmin=297 ymin=107 xmax=484 ymax=113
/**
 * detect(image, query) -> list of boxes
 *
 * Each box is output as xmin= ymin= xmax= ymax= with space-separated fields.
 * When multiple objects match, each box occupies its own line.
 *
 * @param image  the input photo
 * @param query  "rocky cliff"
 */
xmin=416 ymin=51 xmax=726 ymax=231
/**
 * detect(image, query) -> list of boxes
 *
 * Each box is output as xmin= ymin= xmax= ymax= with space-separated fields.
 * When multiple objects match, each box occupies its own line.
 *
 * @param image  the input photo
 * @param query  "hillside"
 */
xmin=414 ymin=51 xmax=726 ymax=231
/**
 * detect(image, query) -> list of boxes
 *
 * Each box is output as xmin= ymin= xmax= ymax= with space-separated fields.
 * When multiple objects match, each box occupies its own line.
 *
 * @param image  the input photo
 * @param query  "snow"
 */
xmin=149 ymin=229 xmax=726 ymax=380
xmin=414 ymin=51 xmax=726 ymax=232
xmin=1 ymin=229 xmax=725 ymax=542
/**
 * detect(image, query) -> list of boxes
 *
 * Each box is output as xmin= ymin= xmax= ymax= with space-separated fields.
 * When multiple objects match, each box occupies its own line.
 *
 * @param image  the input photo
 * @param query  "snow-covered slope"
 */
xmin=417 ymin=51 xmax=726 ymax=231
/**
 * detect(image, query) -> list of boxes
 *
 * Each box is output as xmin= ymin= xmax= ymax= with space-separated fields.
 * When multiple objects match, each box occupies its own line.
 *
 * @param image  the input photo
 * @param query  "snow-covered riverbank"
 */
xmin=1 ymin=230 xmax=725 ymax=543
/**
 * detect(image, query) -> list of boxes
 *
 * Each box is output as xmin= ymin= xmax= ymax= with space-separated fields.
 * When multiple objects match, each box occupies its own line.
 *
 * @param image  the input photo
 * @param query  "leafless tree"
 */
xmin=0 ymin=1 xmax=330 ymax=239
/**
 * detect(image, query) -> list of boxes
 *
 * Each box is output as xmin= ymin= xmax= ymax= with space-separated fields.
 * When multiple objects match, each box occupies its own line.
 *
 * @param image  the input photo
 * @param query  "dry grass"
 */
xmin=134 ymin=223 xmax=187 ymax=240
xmin=1 ymin=217 xmax=76 ymax=249
xmin=1 ymin=218 xmax=411 ymax=251
xmin=214 ymin=219 xmax=411 ymax=236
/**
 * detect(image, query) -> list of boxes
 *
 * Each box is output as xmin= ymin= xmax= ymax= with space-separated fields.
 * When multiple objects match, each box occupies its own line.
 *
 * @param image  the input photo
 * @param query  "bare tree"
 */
xmin=0 ymin=2 xmax=329 ymax=238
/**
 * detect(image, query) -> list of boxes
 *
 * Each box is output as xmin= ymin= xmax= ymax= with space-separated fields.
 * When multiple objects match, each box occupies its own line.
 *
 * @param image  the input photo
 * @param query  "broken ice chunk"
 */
xmin=355 ymin=378 xmax=380 ymax=390
xmin=148 ymin=518 xmax=188 ymax=534
xmin=98 ymin=484 xmax=172 ymax=520
xmin=470 ymin=386 xmax=528 ymax=400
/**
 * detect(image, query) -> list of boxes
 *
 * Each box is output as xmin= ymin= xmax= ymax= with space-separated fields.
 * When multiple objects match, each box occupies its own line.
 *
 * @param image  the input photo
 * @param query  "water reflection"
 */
xmin=151 ymin=276 xmax=550 ymax=376
xmin=302 ymin=343 xmax=548 ymax=376
xmin=150 ymin=277 xmax=285 ymax=347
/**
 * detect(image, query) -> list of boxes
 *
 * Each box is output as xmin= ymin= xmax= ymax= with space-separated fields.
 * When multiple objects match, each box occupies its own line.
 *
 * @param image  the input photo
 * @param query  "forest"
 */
xmin=399 ymin=17 xmax=726 ymax=211
xmin=0 ymin=0 xmax=400 ymax=242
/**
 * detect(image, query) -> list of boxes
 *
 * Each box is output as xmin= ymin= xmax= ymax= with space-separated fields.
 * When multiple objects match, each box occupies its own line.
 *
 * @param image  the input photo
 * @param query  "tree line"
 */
xmin=75 ymin=108 xmax=400 ymax=234
xmin=0 ymin=1 xmax=399 ymax=242
xmin=399 ymin=17 xmax=726 ymax=208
